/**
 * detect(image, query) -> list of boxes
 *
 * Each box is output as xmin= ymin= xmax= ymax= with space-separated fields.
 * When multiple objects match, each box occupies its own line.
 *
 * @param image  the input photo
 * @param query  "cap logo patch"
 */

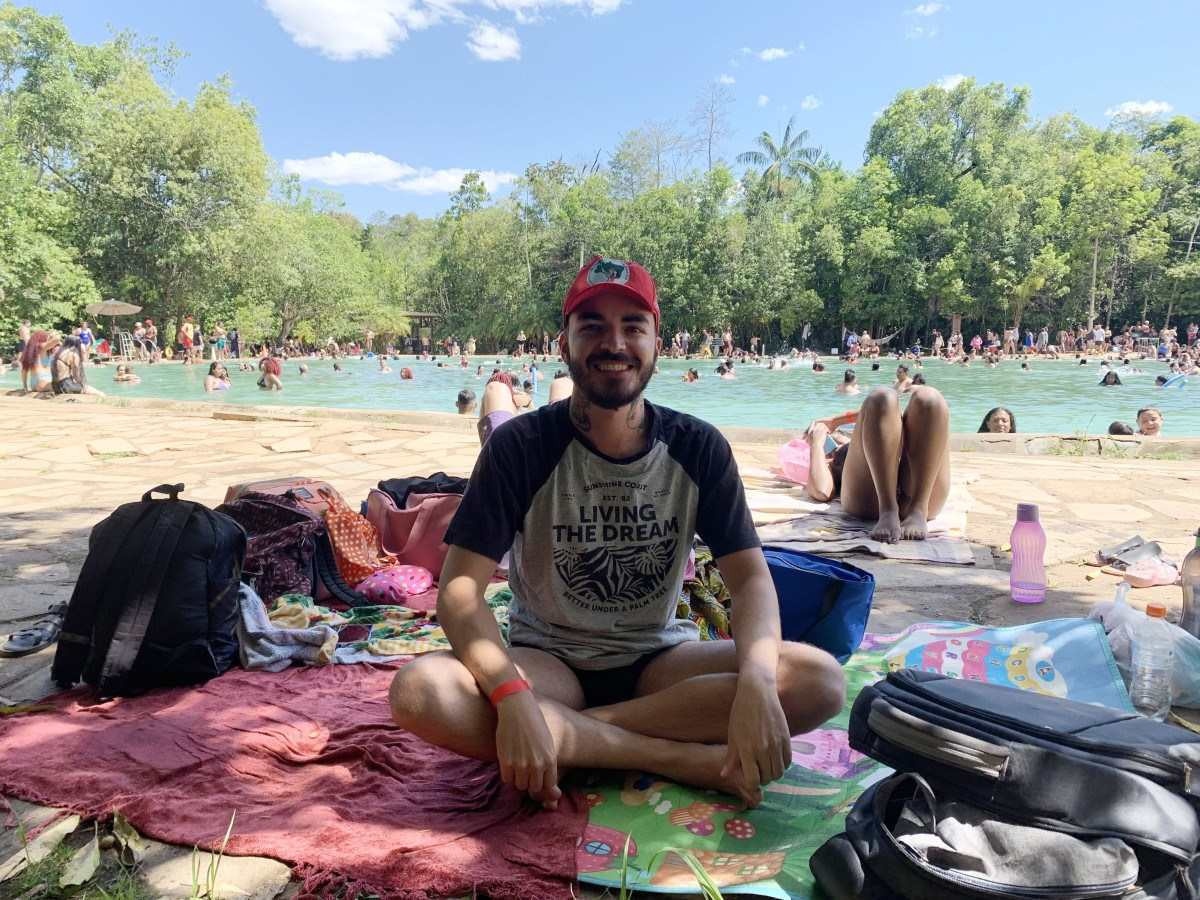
xmin=586 ymin=258 xmax=630 ymax=286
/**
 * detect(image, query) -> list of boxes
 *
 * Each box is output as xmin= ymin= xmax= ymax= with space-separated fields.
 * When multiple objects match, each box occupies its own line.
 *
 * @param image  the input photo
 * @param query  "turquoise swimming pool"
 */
xmin=4 ymin=355 xmax=1195 ymax=435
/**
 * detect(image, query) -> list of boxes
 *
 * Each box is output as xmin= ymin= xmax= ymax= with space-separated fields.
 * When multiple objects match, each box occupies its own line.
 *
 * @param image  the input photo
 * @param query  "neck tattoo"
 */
xmin=625 ymin=400 xmax=646 ymax=432
xmin=570 ymin=397 xmax=593 ymax=432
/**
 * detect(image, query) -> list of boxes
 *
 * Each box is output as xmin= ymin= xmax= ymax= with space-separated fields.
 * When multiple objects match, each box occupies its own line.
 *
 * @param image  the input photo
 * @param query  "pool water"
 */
xmin=4 ymin=355 xmax=1195 ymax=435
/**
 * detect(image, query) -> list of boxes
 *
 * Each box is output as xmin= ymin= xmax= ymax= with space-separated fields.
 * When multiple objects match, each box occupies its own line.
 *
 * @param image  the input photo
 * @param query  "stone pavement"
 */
xmin=1 ymin=395 xmax=1198 ymax=897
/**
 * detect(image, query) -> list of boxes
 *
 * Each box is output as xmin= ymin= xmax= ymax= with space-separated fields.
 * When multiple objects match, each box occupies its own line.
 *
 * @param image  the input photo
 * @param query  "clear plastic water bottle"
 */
xmin=1010 ymin=503 xmax=1047 ymax=603
xmin=1130 ymin=602 xmax=1174 ymax=721
xmin=1179 ymin=529 xmax=1200 ymax=638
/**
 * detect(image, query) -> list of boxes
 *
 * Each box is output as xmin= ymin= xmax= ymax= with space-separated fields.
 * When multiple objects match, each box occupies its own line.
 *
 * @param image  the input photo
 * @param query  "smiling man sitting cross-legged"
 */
xmin=389 ymin=257 xmax=845 ymax=809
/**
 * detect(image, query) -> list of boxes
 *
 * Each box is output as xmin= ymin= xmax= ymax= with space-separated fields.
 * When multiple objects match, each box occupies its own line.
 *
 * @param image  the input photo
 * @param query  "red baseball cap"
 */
xmin=562 ymin=256 xmax=659 ymax=325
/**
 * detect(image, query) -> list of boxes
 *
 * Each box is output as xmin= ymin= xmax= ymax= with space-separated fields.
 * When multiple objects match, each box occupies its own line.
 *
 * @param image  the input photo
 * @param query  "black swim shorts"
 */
xmin=510 ymin=643 xmax=675 ymax=708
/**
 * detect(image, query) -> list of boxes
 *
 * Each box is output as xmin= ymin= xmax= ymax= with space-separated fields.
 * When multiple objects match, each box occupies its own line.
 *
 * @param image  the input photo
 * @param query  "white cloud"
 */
xmin=717 ymin=73 xmax=736 ymax=84
xmin=263 ymin=0 xmax=421 ymax=60
xmin=800 ymin=94 xmax=821 ymax=110
xmin=936 ymin=73 xmax=966 ymax=91
xmin=758 ymin=47 xmax=791 ymax=61
xmin=264 ymin=0 xmax=623 ymax=61
xmin=282 ymin=151 xmax=517 ymax=194
xmin=1105 ymin=99 xmax=1173 ymax=118
xmin=468 ymin=21 xmax=520 ymax=60
xmin=906 ymin=24 xmax=938 ymax=39
xmin=757 ymin=94 xmax=770 ymax=107
xmin=740 ymin=46 xmax=753 ymax=55
xmin=909 ymin=2 xmax=945 ymax=15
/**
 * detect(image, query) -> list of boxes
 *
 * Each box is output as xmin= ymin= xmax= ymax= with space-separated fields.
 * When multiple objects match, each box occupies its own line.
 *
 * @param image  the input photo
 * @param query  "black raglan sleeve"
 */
xmin=444 ymin=430 xmax=529 ymax=562
xmin=688 ymin=422 xmax=761 ymax=558
xmin=443 ymin=409 xmax=569 ymax=562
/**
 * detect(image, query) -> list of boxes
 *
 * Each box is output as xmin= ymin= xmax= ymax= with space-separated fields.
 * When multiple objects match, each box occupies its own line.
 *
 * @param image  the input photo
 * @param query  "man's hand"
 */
xmin=721 ymin=671 xmax=792 ymax=804
xmin=494 ymin=691 xmax=562 ymax=810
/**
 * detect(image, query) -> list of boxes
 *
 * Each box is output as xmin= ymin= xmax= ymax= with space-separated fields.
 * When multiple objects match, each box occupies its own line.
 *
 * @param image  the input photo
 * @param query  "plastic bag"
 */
xmin=1089 ymin=585 xmax=1200 ymax=709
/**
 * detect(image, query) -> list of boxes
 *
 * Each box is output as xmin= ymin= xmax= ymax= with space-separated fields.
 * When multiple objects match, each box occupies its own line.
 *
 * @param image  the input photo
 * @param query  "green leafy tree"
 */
xmin=232 ymin=193 xmax=373 ymax=345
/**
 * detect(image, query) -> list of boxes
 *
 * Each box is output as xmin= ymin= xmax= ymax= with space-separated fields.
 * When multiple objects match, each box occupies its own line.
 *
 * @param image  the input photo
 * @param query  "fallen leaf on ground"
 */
xmin=0 ymin=813 xmax=81 ymax=883
xmin=59 ymin=828 xmax=100 ymax=887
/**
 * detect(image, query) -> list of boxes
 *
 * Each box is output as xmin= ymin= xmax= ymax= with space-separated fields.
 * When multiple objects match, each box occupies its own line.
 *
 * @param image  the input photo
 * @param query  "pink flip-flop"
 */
xmin=1123 ymin=558 xmax=1179 ymax=589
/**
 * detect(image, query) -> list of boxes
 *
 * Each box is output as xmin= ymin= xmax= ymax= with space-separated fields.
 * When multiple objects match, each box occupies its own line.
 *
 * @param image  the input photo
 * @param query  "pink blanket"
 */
xmin=0 ymin=664 xmax=584 ymax=899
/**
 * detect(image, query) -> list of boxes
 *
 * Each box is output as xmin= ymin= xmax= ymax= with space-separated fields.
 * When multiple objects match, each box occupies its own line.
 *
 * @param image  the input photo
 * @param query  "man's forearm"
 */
xmin=438 ymin=572 xmax=521 ymax=696
xmin=731 ymin=576 xmax=782 ymax=681
xmin=721 ymin=549 xmax=783 ymax=682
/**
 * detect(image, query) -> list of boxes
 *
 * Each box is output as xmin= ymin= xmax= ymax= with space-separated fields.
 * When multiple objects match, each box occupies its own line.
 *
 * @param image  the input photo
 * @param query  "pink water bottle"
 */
xmin=1010 ymin=503 xmax=1047 ymax=603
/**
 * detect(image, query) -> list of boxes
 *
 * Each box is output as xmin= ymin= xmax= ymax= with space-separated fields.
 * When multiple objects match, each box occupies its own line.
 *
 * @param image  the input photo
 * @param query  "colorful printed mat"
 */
xmin=575 ymin=617 xmax=1132 ymax=898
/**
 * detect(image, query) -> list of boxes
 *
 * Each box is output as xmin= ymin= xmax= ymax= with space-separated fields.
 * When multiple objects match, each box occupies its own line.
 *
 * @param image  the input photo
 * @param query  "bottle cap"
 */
xmin=1016 ymin=503 xmax=1039 ymax=522
xmin=1146 ymin=602 xmax=1167 ymax=619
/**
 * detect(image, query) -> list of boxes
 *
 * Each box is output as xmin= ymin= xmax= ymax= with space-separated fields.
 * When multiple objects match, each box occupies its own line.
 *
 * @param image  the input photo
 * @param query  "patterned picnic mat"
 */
xmin=576 ymin=618 xmax=1131 ymax=898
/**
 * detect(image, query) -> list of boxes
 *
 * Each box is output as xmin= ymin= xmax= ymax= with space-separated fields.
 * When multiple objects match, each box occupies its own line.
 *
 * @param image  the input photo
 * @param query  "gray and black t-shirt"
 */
xmin=445 ymin=400 xmax=759 ymax=669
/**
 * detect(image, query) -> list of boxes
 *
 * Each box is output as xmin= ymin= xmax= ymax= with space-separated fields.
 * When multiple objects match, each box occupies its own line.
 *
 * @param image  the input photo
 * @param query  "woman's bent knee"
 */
xmin=907 ymin=385 xmax=947 ymax=412
xmin=862 ymin=387 xmax=899 ymax=416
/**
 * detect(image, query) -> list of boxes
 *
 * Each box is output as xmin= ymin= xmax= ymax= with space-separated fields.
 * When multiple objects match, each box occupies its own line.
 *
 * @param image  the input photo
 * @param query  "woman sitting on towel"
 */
xmin=802 ymin=386 xmax=951 ymax=543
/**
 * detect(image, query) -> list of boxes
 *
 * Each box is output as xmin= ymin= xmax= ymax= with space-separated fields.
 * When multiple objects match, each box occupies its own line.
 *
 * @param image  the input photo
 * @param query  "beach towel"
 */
xmin=0 ymin=664 xmax=585 ymax=899
xmin=744 ymin=466 xmax=977 ymax=565
xmin=263 ymin=590 xmax=511 ymax=662
xmin=576 ymin=618 xmax=1131 ymax=899
xmin=236 ymin=584 xmax=338 ymax=672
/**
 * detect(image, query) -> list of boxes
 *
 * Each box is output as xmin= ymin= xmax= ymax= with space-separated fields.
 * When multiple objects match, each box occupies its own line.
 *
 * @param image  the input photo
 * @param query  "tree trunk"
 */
xmin=1105 ymin=256 xmax=1118 ymax=331
xmin=1167 ymin=213 xmax=1200 ymax=329
xmin=1087 ymin=237 xmax=1100 ymax=331
xmin=278 ymin=314 xmax=297 ymax=348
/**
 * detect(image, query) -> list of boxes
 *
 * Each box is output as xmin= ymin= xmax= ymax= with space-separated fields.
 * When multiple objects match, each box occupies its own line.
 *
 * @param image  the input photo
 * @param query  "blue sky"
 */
xmin=33 ymin=0 xmax=1199 ymax=220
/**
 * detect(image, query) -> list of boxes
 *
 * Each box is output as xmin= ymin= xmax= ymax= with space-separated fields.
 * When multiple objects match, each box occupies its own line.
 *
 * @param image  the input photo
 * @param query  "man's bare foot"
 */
xmin=689 ymin=745 xmax=763 ymax=808
xmin=870 ymin=510 xmax=903 ymax=543
xmin=900 ymin=509 xmax=929 ymax=541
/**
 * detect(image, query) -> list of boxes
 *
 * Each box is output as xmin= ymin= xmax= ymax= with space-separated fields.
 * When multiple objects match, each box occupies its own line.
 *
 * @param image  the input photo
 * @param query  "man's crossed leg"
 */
xmin=390 ymin=638 xmax=844 ymax=808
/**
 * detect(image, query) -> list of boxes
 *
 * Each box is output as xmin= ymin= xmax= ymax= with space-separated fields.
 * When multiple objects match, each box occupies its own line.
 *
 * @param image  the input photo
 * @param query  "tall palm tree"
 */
xmin=737 ymin=116 xmax=822 ymax=198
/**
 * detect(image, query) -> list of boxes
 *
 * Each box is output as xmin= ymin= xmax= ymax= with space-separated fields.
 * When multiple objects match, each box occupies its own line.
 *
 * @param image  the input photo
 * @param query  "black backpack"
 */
xmin=52 ymin=484 xmax=246 ymax=697
xmin=812 ymin=669 xmax=1200 ymax=900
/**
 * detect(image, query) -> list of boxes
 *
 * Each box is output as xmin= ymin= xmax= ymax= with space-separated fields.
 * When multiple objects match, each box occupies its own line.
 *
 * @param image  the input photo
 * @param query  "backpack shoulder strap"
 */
xmin=97 ymin=500 xmax=195 ymax=695
xmin=314 ymin=530 xmax=370 ymax=607
xmin=52 ymin=503 xmax=154 ymax=688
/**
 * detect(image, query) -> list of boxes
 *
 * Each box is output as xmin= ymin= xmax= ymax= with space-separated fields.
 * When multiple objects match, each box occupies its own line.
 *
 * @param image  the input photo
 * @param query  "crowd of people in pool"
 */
xmin=5 ymin=315 xmax=1195 ymax=438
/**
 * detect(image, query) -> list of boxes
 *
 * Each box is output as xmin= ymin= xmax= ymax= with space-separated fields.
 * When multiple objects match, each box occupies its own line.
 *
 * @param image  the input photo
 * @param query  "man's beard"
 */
xmin=567 ymin=350 xmax=656 ymax=410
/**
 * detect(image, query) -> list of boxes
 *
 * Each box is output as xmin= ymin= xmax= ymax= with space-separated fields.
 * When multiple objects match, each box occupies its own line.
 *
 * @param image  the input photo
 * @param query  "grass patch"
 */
xmin=5 ymin=841 xmax=74 ymax=896
xmin=1045 ymin=433 xmax=1093 ymax=457
xmin=1 ymin=843 xmax=153 ymax=899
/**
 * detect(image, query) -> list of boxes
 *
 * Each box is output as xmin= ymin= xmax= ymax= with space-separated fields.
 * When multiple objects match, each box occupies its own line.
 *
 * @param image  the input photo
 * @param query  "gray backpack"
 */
xmin=811 ymin=669 xmax=1200 ymax=900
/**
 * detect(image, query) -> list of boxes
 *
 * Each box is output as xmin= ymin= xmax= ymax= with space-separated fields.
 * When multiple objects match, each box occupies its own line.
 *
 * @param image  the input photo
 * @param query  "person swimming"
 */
xmin=978 ymin=407 xmax=1016 ymax=433
xmin=1136 ymin=407 xmax=1163 ymax=436
xmin=1100 ymin=370 xmax=1122 ymax=386
xmin=835 ymin=369 xmax=860 ymax=395
xmin=1108 ymin=421 xmax=1134 ymax=435
xmin=205 ymin=362 xmax=231 ymax=392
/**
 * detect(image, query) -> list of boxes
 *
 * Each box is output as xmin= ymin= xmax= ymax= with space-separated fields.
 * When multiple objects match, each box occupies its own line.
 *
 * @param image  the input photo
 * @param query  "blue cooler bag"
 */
xmin=764 ymin=548 xmax=874 ymax=662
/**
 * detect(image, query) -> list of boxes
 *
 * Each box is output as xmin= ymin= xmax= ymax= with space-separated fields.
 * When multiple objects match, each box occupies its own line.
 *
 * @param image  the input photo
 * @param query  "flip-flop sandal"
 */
xmin=1089 ymin=534 xmax=1147 ymax=566
xmin=0 ymin=604 xmax=66 ymax=658
xmin=1123 ymin=558 xmax=1180 ymax=589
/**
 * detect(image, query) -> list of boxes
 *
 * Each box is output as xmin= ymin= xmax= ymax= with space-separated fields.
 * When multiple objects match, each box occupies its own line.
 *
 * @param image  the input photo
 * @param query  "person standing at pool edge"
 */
xmin=390 ymin=255 xmax=844 ymax=810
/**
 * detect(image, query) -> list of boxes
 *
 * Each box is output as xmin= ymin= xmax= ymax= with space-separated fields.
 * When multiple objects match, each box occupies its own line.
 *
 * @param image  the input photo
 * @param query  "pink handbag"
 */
xmin=365 ymin=489 xmax=462 ymax=580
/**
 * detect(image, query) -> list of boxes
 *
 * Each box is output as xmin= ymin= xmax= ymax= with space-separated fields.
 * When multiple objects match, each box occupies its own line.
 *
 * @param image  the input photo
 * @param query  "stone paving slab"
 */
xmin=2 ymin=396 xmax=1198 ymax=898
